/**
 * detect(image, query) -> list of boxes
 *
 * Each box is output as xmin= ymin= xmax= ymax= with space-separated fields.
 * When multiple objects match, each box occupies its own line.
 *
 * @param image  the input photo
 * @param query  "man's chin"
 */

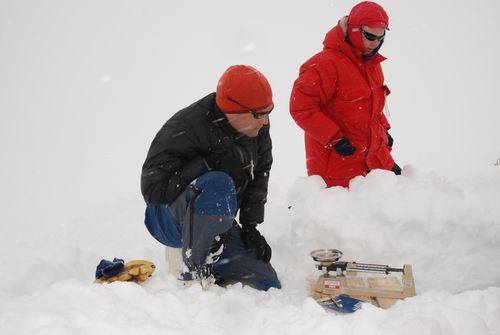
xmin=244 ymin=129 xmax=261 ymax=137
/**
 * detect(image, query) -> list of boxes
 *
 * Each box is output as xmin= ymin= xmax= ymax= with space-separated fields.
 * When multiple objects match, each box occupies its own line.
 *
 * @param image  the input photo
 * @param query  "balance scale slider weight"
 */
xmin=310 ymin=249 xmax=416 ymax=311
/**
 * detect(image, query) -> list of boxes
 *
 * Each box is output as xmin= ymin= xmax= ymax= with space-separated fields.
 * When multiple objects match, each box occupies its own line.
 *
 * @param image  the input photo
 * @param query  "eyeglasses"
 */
xmin=361 ymin=28 xmax=385 ymax=42
xmin=226 ymin=96 xmax=273 ymax=119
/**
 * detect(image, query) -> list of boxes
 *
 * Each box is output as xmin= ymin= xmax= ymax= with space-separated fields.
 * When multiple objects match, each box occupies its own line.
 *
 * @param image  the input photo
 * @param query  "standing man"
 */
xmin=141 ymin=65 xmax=280 ymax=291
xmin=290 ymin=1 xmax=401 ymax=188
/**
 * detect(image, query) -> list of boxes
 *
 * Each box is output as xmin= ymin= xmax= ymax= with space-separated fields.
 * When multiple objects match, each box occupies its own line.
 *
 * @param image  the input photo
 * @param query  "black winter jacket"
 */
xmin=141 ymin=93 xmax=273 ymax=225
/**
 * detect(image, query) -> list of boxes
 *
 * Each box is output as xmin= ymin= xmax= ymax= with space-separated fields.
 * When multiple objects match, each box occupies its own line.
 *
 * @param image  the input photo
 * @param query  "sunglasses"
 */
xmin=226 ymin=96 xmax=273 ymax=119
xmin=361 ymin=28 xmax=385 ymax=42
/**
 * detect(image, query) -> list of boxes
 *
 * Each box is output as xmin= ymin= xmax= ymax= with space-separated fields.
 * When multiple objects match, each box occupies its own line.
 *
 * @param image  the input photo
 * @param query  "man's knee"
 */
xmin=194 ymin=171 xmax=236 ymax=193
xmin=192 ymin=172 xmax=237 ymax=216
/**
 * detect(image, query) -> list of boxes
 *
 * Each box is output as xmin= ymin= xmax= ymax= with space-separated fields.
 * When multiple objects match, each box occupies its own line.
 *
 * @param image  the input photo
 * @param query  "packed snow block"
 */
xmin=165 ymin=246 xmax=183 ymax=276
xmin=94 ymin=259 xmax=156 ymax=284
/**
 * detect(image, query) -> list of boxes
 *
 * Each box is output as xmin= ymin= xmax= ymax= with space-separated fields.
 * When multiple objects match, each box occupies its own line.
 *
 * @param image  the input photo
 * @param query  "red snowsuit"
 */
xmin=290 ymin=22 xmax=394 ymax=187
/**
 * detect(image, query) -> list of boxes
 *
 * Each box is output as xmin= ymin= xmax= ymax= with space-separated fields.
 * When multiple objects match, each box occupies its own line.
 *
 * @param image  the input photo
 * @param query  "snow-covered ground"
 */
xmin=1 ymin=1 xmax=499 ymax=334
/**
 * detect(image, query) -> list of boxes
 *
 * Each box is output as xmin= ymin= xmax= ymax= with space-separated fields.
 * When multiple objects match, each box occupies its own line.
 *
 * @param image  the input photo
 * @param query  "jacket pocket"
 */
xmin=337 ymin=86 xmax=371 ymax=102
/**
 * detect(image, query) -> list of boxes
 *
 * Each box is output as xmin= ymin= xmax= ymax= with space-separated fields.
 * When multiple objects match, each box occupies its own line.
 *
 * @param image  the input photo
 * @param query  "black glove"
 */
xmin=334 ymin=137 xmax=356 ymax=156
xmin=392 ymin=163 xmax=402 ymax=175
xmin=204 ymin=154 xmax=247 ymax=188
xmin=387 ymin=131 xmax=394 ymax=147
xmin=240 ymin=223 xmax=272 ymax=263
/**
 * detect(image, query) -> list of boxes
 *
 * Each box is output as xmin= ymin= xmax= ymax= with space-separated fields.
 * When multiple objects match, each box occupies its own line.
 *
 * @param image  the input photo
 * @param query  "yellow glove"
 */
xmin=95 ymin=260 xmax=156 ymax=284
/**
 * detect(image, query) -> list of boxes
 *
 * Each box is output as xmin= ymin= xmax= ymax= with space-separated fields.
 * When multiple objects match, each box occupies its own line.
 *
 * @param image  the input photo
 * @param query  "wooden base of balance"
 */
xmin=311 ymin=264 xmax=416 ymax=309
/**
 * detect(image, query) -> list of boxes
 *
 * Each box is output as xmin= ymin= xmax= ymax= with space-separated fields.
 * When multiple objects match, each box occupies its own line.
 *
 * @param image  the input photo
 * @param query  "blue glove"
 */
xmin=95 ymin=258 xmax=125 ymax=279
xmin=334 ymin=137 xmax=356 ymax=156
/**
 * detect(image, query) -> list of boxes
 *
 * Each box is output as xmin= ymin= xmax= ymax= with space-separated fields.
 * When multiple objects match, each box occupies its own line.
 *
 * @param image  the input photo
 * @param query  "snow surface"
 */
xmin=1 ymin=0 xmax=500 ymax=334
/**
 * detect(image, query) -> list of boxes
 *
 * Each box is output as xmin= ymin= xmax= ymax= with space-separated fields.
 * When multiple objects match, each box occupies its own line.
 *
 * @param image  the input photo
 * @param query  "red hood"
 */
xmin=322 ymin=22 xmax=386 ymax=64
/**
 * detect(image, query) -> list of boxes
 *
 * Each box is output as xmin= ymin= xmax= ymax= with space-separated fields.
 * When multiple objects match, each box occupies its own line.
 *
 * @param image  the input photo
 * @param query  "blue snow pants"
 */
xmin=144 ymin=171 xmax=281 ymax=291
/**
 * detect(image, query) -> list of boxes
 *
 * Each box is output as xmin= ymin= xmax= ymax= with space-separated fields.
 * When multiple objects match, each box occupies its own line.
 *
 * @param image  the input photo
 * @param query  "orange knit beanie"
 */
xmin=216 ymin=65 xmax=273 ymax=114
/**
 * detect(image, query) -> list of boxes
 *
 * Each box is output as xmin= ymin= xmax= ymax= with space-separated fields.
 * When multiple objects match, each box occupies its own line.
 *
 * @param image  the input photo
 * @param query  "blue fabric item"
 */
xmin=144 ymin=204 xmax=182 ymax=247
xmin=318 ymin=295 xmax=364 ymax=313
xmin=95 ymin=258 xmax=125 ymax=279
xmin=193 ymin=171 xmax=237 ymax=216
